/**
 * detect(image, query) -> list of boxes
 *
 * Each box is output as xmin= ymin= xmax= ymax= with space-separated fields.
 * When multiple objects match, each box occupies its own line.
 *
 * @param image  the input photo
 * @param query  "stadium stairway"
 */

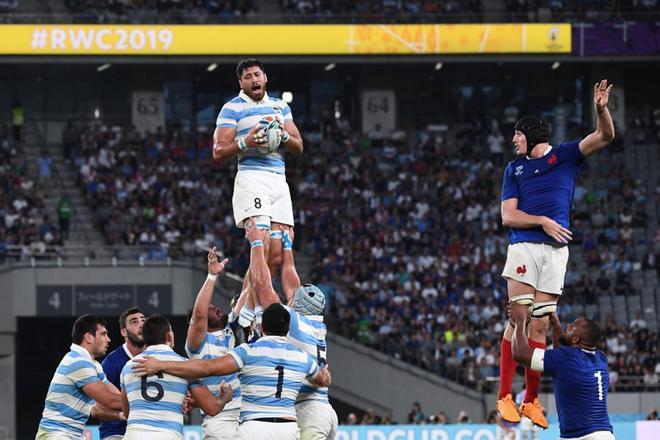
xmin=22 ymin=123 xmax=105 ymax=256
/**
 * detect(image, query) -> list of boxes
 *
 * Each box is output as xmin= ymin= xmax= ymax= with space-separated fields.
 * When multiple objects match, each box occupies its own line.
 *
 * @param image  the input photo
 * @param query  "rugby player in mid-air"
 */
xmin=498 ymin=80 xmax=615 ymax=427
xmin=509 ymin=307 xmax=614 ymax=440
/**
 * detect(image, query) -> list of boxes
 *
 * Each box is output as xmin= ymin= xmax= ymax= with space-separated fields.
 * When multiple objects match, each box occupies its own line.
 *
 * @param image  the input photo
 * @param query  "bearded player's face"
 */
xmin=239 ymin=66 xmax=267 ymax=102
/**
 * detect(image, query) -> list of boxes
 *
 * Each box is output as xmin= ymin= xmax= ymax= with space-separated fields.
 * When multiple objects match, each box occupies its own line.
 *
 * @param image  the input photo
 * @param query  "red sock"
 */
xmin=498 ymin=339 xmax=516 ymax=399
xmin=524 ymin=339 xmax=546 ymax=402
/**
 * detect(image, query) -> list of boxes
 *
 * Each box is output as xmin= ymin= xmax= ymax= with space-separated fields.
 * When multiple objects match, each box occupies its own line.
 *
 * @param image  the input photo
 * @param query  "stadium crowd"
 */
xmin=0 ymin=124 xmax=64 ymax=262
xmin=58 ymin=101 xmax=660 ymax=393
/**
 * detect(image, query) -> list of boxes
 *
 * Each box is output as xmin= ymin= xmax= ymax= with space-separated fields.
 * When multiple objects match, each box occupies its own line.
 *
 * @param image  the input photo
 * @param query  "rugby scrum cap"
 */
xmin=515 ymin=116 xmax=550 ymax=150
xmin=292 ymin=284 xmax=326 ymax=315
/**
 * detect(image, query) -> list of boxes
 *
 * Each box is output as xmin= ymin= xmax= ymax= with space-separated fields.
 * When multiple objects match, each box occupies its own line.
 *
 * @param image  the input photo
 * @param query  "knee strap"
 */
xmin=510 ymin=293 xmax=535 ymax=306
xmin=531 ymin=301 xmax=557 ymax=318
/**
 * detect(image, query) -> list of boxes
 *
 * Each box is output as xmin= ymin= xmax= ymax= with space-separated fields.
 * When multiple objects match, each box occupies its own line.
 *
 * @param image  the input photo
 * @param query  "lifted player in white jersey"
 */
xmin=185 ymin=248 xmax=242 ymax=440
xmin=213 ymin=58 xmax=304 ymax=276
xmin=246 ymin=221 xmax=338 ymax=440
xmin=133 ymin=304 xmax=332 ymax=440
xmin=121 ymin=315 xmax=232 ymax=440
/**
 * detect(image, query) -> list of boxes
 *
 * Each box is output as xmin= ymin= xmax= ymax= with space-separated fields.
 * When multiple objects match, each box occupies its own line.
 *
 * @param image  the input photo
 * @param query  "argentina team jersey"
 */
xmin=285 ymin=306 xmax=329 ymax=403
xmin=185 ymin=328 xmax=241 ymax=418
xmin=121 ymin=345 xmax=201 ymax=438
xmin=229 ymin=335 xmax=319 ymax=422
xmin=38 ymin=344 xmax=108 ymax=437
xmin=216 ymin=90 xmax=293 ymax=175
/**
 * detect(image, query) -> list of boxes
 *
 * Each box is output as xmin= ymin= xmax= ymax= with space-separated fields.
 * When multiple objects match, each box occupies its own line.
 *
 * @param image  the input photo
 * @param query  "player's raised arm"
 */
xmin=280 ymin=228 xmax=301 ymax=304
xmin=579 ymin=80 xmax=615 ymax=157
xmin=187 ymin=247 xmax=228 ymax=351
xmin=246 ymin=220 xmax=280 ymax=307
xmin=190 ymin=382 xmax=233 ymax=417
xmin=549 ymin=312 xmax=564 ymax=348
xmin=132 ymin=353 xmax=239 ymax=379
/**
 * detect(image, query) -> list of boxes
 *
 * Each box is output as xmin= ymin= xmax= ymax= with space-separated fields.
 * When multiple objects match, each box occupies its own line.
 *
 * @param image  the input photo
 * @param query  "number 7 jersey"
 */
xmin=121 ymin=345 xmax=201 ymax=439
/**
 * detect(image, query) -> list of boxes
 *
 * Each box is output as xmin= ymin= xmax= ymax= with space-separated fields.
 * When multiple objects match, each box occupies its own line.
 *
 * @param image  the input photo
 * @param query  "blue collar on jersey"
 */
xmin=239 ymin=90 xmax=269 ymax=104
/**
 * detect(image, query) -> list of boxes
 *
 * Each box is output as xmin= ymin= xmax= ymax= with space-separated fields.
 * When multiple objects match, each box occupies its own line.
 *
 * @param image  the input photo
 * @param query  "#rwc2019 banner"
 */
xmin=82 ymin=421 xmax=659 ymax=439
xmin=0 ymin=24 xmax=570 ymax=55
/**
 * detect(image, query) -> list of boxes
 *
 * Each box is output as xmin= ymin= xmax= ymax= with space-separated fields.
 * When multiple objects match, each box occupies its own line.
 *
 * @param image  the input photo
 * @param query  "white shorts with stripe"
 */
xmin=232 ymin=170 xmax=294 ymax=228
xmin=502 ymin=242 xmax=569 ymax=295
xmin=202 ymin=417 xmax=240 ymax=440
xmin=296 ymin=400 xmax=338 ymax=440
xmin=239 ymin=420 xmax=299 ymax=440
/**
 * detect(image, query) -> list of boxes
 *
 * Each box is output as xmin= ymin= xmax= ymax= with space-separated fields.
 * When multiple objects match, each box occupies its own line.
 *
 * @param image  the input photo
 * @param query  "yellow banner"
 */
xmin=0 ymin=24 xmax=571 ymax=55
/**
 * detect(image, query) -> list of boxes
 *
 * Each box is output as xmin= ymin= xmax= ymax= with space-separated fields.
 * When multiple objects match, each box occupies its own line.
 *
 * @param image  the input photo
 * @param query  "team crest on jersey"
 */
xmin=514 ymin=165 xmax=524 ymax=176
xmin=272 ymin=106 xmax=282 ymax=114
xmin=547 ymin=154 xmax=557 ymax=165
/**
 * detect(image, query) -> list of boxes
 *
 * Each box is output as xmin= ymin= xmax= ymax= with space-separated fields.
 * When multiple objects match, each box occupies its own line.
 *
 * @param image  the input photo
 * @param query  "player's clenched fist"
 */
xmin=245 ymin=219 xmax=266 ymax=244
xmin=507 ymin=302 xmax=529 ymax=326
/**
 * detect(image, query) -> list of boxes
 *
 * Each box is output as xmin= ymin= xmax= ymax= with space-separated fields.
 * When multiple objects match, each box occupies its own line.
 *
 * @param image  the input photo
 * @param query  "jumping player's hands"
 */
xmin=541 ymin=217 xmax=572 ymax=244
xmin=132 ymin=356 xmax=162 ymax=377
xmin=244 ymin=124 xmax=266 ymax=149
xmin=245 ymin=219 xmax=267 ymax=245
xmin=594 ymin=79 xmax=613 ymax=113
xmin=207 ymin=247 xmax=228 ymax=276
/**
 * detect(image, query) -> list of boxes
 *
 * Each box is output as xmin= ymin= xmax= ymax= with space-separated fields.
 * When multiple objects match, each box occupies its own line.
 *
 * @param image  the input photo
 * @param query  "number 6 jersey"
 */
xmin=121 ymin=345 xmax=201 ymax=439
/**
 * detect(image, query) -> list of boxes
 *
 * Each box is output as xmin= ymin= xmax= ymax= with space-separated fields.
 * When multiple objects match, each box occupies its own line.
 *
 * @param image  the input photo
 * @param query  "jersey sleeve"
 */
xmin=281 ymin=102 xmax=293 ymax=122
xmin=69 ymin=358 xmax=106 ymax=388
xmin=305 ymin=353 xmax=320 ymax=381
xmin=186 ymin=333 xmax=209 ymax=356
xmin=542 ymin=347 xmax=569 ymax=375
xmin=561 ymin=139 xmax=585 ymax=166
xmin=500 ymin=163 xmax=519 ymax=201
xmin=216 ymin=104 xmax=238 ymax=129
xmin=228 ymin=343 xmax=249 ymax=369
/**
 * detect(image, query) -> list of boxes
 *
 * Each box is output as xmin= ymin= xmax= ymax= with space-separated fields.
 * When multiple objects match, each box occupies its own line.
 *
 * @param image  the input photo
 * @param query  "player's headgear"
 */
xmin=292 ymin=284 xmax=326 ymax=316
xmin=515 ymin=116 xmax=550 ymax=153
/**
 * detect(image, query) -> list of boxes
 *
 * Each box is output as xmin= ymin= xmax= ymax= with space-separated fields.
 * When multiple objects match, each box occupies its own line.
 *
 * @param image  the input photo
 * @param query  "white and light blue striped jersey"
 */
xmin=185 ymin=327 xmax=241 ymax=420
xmin=121 ymin=345 xmax=201 ymax=438
xmin=216 ymin=90 xmax=293 ymax=175
xmin=229 ymin=335 xmax=319 ymax=422
xmin=38 ymin=344 xmax=108 ymax=437
xmin=285 ymin=306 xmax=329 ymax=404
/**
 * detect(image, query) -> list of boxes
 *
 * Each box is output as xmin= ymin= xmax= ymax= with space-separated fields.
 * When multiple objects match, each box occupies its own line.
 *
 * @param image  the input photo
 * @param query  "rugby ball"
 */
xmin=256 ymin=116 xmax=281 ymax=154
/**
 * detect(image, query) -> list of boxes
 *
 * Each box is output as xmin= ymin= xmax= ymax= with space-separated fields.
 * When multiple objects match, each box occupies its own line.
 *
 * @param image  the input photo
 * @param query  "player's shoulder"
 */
xmin=226 ymin=95 xmax=244 ymax=105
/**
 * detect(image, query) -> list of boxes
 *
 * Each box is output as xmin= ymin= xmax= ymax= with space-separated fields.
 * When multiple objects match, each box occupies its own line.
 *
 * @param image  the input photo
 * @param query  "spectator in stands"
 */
xmin=408 ymin=401 xmax=426 ymax=424
xmin=57 ymin=196 xmax=72 ymax=240
xmin=630 ymin=312 xmax=648 ymax=333
xmin=38 ymin=150 xmax=52 ymax=183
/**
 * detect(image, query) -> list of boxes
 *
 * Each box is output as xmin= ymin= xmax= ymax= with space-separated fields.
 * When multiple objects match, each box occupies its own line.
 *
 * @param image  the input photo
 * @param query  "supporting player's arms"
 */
xmin=501 ymin=198 xmax=572 ymax=244
xmin=132 ymin=354 xmax=239 ymax=379
xmin=212 ymin=125 xmax=262 ymax=161
xmin=82 ymin=381 xmax=123 ymax=410
xmin=190 ymin=382 xmax=233 ymax=417
xmin=509 ymin=304 xmax=535 ymax=369
xmin=281 ymin=121 xmax=304 ymax=156
xmin=549 ymin=312 xmax=564 ymax=348
xmin=579 ymin=80 xmax=615 ymax=157
xmin=246 ymin=220 xmax=280 ymax=307
xmin=280 ymin=228 xmax=301 ymax=305
xmin=187 ymin=247 xmax=229 ymax=352
xmin=311 ymin=366 xmax=332 ymax=387
xmin=119 ymin=389 xmax=130 ymax=419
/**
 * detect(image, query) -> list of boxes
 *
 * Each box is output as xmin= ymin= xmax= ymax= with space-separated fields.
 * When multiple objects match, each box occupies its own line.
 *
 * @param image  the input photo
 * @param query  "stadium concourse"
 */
xmin=2 ymin=94 xmax=657 ymax=404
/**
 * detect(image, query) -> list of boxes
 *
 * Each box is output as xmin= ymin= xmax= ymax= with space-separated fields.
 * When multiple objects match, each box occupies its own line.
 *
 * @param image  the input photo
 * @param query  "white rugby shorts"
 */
xmin=502 ymin=242 xmax=569 ymax=295
xmin=202 ymin=416 xmax=240 ymax=440
xmin=239 ymin=420 xmax=299 ymax=440
xmin=123 ymin=429 xmax=181 ymax=440
xmin=232 ymin=170 xmax=294 ymax=228
xmin=561 ymin=431 xmax=615 ymax=440
xmin=296 ymin=400 xmax=338 ymax=440
xmin=35 ymin=429 xmax=81 ymax=440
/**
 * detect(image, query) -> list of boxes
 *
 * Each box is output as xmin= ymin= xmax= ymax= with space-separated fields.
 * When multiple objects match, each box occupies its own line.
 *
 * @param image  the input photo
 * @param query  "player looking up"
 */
xmin=185 ymin=248 xmax=242 ymax=440
xmin=99 ymin=307 xmax=146 ymax=440
xmin=509 ymin=308 xmax=614 ymax=440
xmin=497 ymin=79 xmax=615 ymax=428
xmin=212 ymin=58 xmax=304 ymax=277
